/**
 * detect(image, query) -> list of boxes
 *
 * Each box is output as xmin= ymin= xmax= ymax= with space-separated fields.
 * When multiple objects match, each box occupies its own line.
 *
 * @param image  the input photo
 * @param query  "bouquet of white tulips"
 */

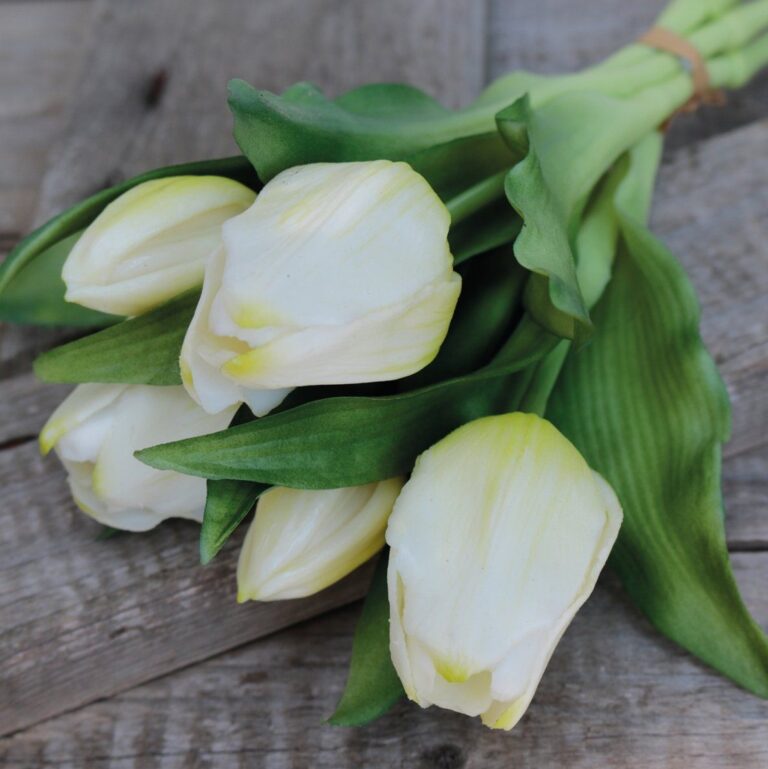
xmin=2 ymin=0 xmax=768 ymax=730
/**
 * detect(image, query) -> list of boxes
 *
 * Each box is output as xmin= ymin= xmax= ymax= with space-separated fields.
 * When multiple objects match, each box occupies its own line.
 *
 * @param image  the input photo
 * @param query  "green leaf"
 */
xmin=407 ymin=132 xmax=518 ymax=201
xmin=499 ymin=96 xmax=591 ymax=340
xmin=228 ymin=79 xmax=536 ymax=189
xmin=497 ymin=83 xmax=691 ymax=341
xmin=402 ymin=247 xmax=525 ymax=389
xmin=229 ymin=80 xmax=469 ymax=182
xmin=136 ymin=316 xmax=557 ymax=486
xmin=34 ymin=290 xmax=198 ymax=386
xmin=329 ymin=552 xmax=404 ymax=726
xmin=200 ymin=479 xmax=268 ymax=565
xmin=449 ymin=200 xmax=522 ymax=266
xmin=0 ymin=156 xmax=257 ymax=327
xmin=0 ymin=232 xmax=117 ymax=326
xmin=548 ymin=137 xmax=768 ymax=698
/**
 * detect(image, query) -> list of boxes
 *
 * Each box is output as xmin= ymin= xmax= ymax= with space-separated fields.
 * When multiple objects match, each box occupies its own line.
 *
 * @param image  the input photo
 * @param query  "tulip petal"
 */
xmin=43 ymin=384 xmax=236 ymax=531
xmin=386 ymin=412 xmax=621 ymax=729
xmin=62 ymin=176 xmax=256 ymax=316
xmin=222 ymin=275 xmax=461 ymax=388
xmin=237 ymin=478 xmax=402 ymax=601
xmin=180 ymin=247 xmax=291 ymax=415
xmin=218 ymin=161 xmax=452 ymax=327
xmin=181 ymin=160 xmax=461 ymax=405
xmin=40 ymin=383 xmax=126 ymax=456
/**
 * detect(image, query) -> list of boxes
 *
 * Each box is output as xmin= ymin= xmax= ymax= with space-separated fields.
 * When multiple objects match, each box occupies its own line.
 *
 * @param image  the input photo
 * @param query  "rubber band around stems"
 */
xmin=638 ymin=26 xmax=726 ymax=127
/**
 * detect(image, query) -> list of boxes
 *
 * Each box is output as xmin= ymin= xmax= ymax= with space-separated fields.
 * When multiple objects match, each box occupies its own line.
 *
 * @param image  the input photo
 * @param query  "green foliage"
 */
xmin=34 ymin=291 xmax=198 ymax=386
xmin=548 ymin=137 xmax=768 ymax=698
xmin=229 ymin=80 xmax=487 ymax=182
xmin=0 ymin=231 xmax=116 ymax=327
xmin=200 ymin=479 xmax=267 ymax=565
xmin=329 ymin=552 xmax=404 ymax=726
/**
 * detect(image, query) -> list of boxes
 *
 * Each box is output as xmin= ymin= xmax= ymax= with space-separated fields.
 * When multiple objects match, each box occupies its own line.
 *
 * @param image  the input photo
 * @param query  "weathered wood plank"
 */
xmin=0 ymin=0 xmax=488 ymax=736
xmin=487 ymin=0 xmax=768 ymax=149
xmin=32 ymin=0 xmax=486 ymax=225
xmin=0 ymin=437 xmax=372 ymax=737
xmin=0 ymin=2 xmax=95 ymax=375
xmin=0 ymin=1 xmax=92 ymax=234
xmin=1 ymin=557 xmax=766 ymax=769
xmin=724 ymin=448 xmax=768 ymax=550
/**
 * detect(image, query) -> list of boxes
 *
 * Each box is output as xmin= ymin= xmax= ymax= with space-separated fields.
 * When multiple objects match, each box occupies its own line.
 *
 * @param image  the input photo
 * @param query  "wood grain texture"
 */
xmin=1 ymin=559 xmax=766 ymax=769
xmin=32 ymin=0 xmax=486 ymax=225
xmin=724 ymin=448 xmax=768 ymax=549
xmin=0 ymin=1 xmax=91 ymax=234
xmin=0 ymin=435 xmax=373 ymax=736
xmin=0 ymin=2 xmax=94 ymax=376
xmin=0 ymin=0 xmax=487 ymax=737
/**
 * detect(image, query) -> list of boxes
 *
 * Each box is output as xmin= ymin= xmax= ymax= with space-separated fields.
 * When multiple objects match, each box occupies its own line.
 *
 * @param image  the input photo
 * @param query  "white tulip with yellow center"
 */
xmin=40 ymin=383 xmax=237 ymax=531
xmin=237 ymin=479 xmax=403 ymax=602
xmin=62 ymin=176 xmax=256 ymax=316
xmin=386 ymin=412 xmax=622 ymax=730
xmin=181 ymin=160 xmax=462 ymax=415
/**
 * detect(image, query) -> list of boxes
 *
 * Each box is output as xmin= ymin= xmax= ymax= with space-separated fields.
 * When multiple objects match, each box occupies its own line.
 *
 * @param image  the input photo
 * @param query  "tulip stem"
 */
xmin=446 ymin=170 xmax=508 ymax=224
xmin=517 ymin=341 xmax=571 ymax=417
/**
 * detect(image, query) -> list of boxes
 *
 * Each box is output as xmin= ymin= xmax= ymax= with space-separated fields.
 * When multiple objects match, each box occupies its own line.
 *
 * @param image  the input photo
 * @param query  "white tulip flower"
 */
xmin=181 ymin=160 xmax=461 ymax=415
xmin=40 ymin=384 xmax=237 ymax=531
xmin=386 ymin=412 xmax=622 ymax=730
xmin=63 ymin=176 xmax=256 ymax=316
xmin=237 ymin=479 xmax=403 ymax=602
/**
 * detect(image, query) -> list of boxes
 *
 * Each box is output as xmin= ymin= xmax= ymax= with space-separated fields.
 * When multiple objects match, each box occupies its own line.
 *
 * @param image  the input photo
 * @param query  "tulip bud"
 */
xmin=386 ymin=412 xmax=622 ymax=730
xmin=40 ymin=384 xmax=237 ymax=531
xmin=62 ymin=176 xmax=256 ymax=316
xmin=237 ymin=479 xmax=403 ymax=602
xmin=181 ymin=160 xmax=461 ymax=415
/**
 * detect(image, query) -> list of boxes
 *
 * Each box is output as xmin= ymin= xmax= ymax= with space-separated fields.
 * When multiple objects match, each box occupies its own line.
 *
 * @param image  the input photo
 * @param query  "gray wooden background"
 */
xmin=1 ymin=1 xmax=767 ymax=767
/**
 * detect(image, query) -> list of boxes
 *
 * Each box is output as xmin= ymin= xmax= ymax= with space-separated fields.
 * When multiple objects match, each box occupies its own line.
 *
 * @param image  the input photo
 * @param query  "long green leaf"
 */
xmin=34 ymin=291 xmax=198 ymax=386
xmin=0 ymin=156 xmax=257 ymax=327
xmin=0 ymin=232 xmax=116 ymax=327
xmin=200 ymin=479 xmax=268 ymax=565
xmin=548 ymin=140 xmax=768 ymax=698
xmin=329 ymin=552 xmax=404 ymax=726
xmin=136 ymin=317 xmax=557 ymax=486
xmin=499 ymin=96 xmax=590 ymax=340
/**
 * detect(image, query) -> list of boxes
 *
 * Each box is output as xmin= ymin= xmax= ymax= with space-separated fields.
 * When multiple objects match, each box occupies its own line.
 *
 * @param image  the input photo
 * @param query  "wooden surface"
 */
xmin=0 ymin=1 xmax=766 ymax=766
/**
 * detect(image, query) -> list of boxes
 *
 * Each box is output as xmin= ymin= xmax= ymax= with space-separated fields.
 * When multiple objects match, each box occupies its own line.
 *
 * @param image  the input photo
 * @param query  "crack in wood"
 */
xmin=0 ymin=433 xmax=36 ymax=453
